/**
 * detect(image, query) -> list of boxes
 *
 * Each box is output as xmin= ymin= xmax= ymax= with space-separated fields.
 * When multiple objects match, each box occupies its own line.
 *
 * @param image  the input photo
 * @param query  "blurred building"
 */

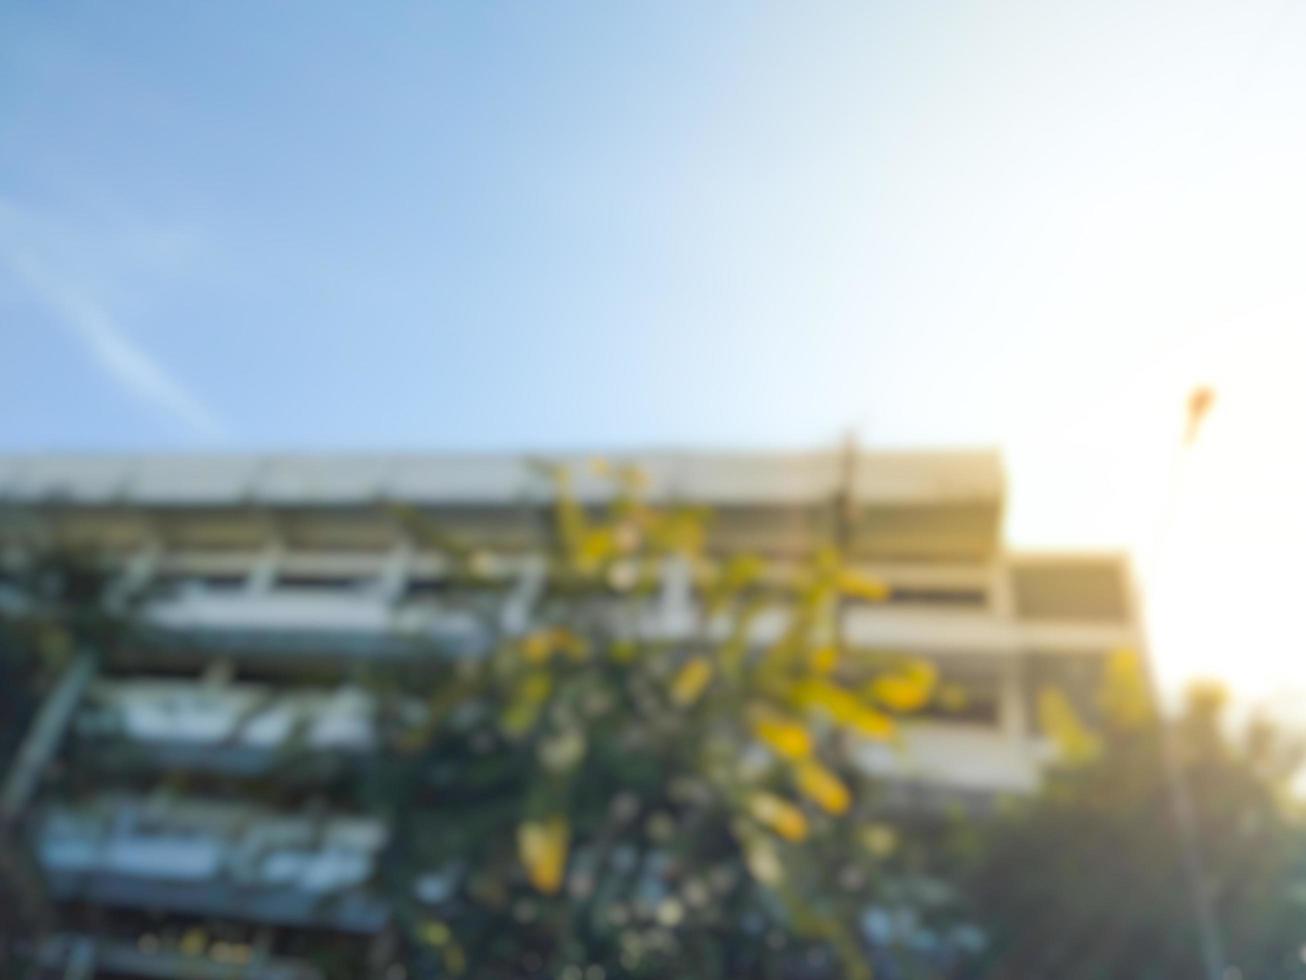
xmin=0 ymin=451 xmax=1143 ymax=977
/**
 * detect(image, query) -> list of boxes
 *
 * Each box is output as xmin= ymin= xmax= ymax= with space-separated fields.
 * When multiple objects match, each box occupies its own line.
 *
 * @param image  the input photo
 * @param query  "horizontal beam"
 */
xmin=36 ymin=934 xmax=324 ymax=980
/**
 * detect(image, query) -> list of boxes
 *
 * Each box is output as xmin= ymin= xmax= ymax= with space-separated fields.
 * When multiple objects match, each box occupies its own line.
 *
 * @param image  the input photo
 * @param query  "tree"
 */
xmin=366 ymin=465 xmax=945 ymax=979
xmin=0 ymin=548 xmax=129 ymax=977
xmin=961 ymin=652 xmax=1306 ymax=980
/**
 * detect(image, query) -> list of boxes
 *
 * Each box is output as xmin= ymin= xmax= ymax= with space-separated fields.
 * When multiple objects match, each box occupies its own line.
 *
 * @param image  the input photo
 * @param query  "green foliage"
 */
xmin=0 ymin=548 xmax=132 ymax=978
xmin=367 ymin=466 xmax=939 ymax=979
xmin=0 ymin=548 xmax=134 ymax=765
xmin=961 ymin=658 xmax=1306 ymax=980
xmin=26 ymin=484 xmax=1306 ymax=980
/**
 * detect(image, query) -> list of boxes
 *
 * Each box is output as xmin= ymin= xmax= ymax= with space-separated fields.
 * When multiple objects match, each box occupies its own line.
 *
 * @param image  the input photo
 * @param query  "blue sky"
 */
xmin=3 ymin=1 xmax=1306 ymax=561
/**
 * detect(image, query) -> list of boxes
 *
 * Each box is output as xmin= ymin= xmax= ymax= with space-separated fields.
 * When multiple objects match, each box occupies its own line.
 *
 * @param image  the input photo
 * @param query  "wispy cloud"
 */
xmin=0 ymin=200 xmax=230 ymax=441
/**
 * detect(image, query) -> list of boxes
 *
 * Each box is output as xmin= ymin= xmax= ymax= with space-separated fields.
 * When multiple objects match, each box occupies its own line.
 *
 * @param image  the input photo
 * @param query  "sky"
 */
xmin=3 ymin=2 xmax=1306 ymax=696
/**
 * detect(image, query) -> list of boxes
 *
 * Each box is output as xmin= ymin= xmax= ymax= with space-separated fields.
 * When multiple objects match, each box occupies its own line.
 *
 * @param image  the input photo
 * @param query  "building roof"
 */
xmin=0 ymin=450 xmax=1004 ymax=508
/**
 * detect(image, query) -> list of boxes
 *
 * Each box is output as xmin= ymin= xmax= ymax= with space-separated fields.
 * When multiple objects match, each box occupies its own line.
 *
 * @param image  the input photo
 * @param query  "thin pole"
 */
xmin=1143 ymin=386 xmax=1225 ymax=980
xmin=1 ymin=650 xmax=97 ymax=823
xmin=836 ymin=430 xmax=858 ymax=555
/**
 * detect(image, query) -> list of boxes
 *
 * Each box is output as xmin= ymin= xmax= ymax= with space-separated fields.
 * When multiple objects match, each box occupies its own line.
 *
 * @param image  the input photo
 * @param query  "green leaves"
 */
xmin=376 ymin=461 xmax=935 ymax=978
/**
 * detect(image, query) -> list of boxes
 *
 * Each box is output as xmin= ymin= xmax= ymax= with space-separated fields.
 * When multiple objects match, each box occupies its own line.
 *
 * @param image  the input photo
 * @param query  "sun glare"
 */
xmin=1148 ymin=318 xmax=1306 ymax=707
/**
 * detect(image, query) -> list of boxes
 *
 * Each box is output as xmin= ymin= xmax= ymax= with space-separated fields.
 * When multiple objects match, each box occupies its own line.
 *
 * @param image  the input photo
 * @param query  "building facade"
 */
xmin=0 ymin=451 xmax=1144 ymax=978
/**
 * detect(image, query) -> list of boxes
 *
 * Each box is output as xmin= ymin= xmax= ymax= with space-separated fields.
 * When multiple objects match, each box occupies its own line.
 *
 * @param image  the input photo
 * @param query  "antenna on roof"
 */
xmin=835 ymin=429 xmax=858 ymax=555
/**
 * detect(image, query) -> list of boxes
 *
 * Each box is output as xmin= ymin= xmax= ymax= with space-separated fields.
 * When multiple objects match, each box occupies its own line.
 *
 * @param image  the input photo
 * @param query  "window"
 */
xmin=886 ymin=585 xmax=986 ymax=608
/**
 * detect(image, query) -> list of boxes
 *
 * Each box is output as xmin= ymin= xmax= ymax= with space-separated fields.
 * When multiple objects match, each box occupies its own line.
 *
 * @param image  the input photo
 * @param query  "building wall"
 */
xmin=0 ymin=451 xmax=1144 ymax=974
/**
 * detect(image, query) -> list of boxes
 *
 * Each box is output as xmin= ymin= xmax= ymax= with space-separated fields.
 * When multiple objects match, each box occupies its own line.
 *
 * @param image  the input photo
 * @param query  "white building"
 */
xmin=0 ymin=450 xmax=1144 ymax=976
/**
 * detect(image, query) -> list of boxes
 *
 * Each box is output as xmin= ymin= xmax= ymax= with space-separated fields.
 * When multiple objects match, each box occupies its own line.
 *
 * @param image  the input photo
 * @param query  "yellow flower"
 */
xmin=518 ymin=816 xmax=569 ymax=894
xmin=577 ymin=528 xmax=616 ymax=571
xmin=844 ymin=706 xmax=895 ymax=739
xmin=1101 ymin=647 xmax=1152 ymax=729
xmin=838 ymin=569 xmax=890 ymax=602
xmin=870 ymin=662 xmax=936 ymax=712
xmin=793 ymin=760 xmax=851 ymax=815
xmin=751 ymin=710 xmax=813 ymax=761
xmin=521 ymin=631 xmax=554 ymax=664
xmin=749 ymin=792 xmax=809 ymax=842
xmin=671 ymin=658 xmax=713 ymax=707
xmin=792 ymin=678 xmax=851 ymax=717
xmin=519 ymin=627 xmax=588 ymax=665
xmin=807 ymin=645 xmax=839 ymax=675
xmin=792 ymin=678 xmax=897 ymax=740
xmin=1038 ymin=688 xmax=1100 ymax=764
